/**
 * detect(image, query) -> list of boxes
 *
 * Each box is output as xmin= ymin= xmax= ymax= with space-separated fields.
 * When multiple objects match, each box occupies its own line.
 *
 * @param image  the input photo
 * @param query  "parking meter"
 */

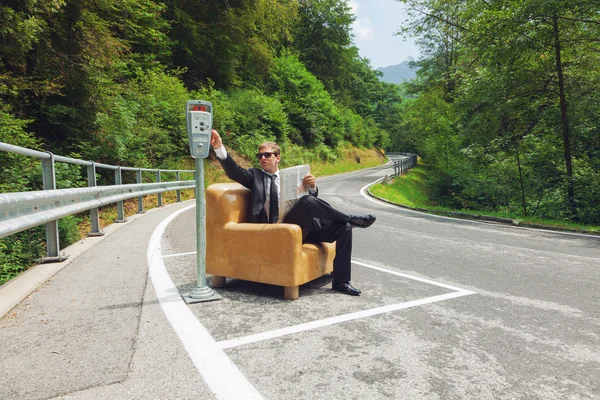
xmin=183 ymin=99 xmax=221 ymax=304
xmin=186 ymin=100 xmax=212 ymax=159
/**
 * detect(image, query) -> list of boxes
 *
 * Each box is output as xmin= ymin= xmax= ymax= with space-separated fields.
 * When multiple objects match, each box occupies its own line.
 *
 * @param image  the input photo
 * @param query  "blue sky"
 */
xmin=349 ymin=0 xmax=420 ymax=68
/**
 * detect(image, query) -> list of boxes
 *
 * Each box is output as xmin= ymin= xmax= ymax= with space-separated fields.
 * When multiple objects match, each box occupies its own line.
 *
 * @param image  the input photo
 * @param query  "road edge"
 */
xmin=0 ymin=200 xmax=194 ymax=319
xmin=365 ymin=182 xmax=600 ymax=237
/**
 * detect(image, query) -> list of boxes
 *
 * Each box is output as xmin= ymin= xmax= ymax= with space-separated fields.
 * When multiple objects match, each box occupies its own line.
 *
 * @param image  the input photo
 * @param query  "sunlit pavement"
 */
xmin=2 ymin=159 xmax=600 ymax=399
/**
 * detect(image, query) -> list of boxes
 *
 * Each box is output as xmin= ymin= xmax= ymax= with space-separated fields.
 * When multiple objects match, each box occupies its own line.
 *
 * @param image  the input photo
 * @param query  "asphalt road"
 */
xmin=1 ymin=159 xmax=599 ymax=399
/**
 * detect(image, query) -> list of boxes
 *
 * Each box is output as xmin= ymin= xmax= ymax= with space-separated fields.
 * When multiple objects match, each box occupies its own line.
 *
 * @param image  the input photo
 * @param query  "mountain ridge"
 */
xmin=377 ymin=60 xmax=417 ymax=84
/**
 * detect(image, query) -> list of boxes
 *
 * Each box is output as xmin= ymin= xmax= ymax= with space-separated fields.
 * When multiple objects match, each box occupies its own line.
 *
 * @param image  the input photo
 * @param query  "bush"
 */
xmin=268 ymin=51 xmax=343 ymax=147
xmin=573 ymin=158 xmax=600 ymax=224
xmin=0 ymin=104 xmax=42 ymax=192
xmin=0 ymin=227 xmax=45 ymax=285
xmin=193 ymin=81 xmax=237 ymax=133
xmin=0 ymin=215 xmax=82 ymax=286
xmin=228 ymin=89 xmax=290 ymax=143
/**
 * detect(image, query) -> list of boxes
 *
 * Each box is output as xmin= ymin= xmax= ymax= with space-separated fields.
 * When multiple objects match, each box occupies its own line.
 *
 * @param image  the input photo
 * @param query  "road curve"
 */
xmin=163 ymin=161 xmax=600 ymax=399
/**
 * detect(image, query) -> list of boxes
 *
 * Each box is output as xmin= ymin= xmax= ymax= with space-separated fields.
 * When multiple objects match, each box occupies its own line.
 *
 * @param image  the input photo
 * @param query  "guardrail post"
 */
xmin=87 ymin=162 xmax=103 ymax=236
xmin=156 ymin=170 xmax=163 ymax=207
xmin=136 ymin=168 xmax=145 ymax=213
xmin=41 ymin=152 xmax=67 ymax=262
xmin=115 ymin=166 xmax=126 ymax=222
xmin=176 ymin=171 xmax=181 ymax=202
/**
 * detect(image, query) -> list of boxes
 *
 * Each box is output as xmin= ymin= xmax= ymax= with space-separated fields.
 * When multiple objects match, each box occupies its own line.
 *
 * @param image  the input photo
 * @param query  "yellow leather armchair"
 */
xmin=206 ymin=183 xmax=335 ymax=299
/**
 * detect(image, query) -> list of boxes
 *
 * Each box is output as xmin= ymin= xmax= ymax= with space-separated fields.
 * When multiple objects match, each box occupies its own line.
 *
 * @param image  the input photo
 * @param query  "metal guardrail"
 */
xmin=0 ymin=142 xmax=195 ymax=261
xmin=387 ymin=152 xmax=418 ymax=177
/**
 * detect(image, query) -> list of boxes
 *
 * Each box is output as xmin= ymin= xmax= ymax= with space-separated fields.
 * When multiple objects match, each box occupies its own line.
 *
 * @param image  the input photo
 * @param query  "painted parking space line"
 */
xmin=151 ymin=198 xmax=475 ymax=399
xmin=148 ymin=205 xmax=264 ymax=400
xmin=217 ymin=260 xmax=475 ymax=350
xmin=218 ymin=290 xmax=474 ymax=350
xmin=351 ymin=260 xmax=473 ymax=292
xmin=161 ymin=251 xmax=196 ymax=258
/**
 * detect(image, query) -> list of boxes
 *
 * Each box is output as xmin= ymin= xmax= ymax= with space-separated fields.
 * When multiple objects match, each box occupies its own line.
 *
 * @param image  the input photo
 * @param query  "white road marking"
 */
xmin=161 ymin=251 xmax=196 ymax=258
xmin=217 ymin=259 xmax=475 ymax=350
xmin=351 ymin=260 xmax=473 ymax=292
xmin=148 ymin=205 xmax=264 ymax=400
xmin=218 ymin=290 xmax=474 ymax=350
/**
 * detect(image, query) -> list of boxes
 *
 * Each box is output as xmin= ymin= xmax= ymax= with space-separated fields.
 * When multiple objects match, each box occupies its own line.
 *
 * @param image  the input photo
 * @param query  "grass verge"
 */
xmin=370 ymin=163 xmax=600 ymax=235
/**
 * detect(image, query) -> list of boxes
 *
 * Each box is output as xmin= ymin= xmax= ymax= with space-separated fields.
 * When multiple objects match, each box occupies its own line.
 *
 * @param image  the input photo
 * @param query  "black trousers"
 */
xmin=283 ymin=195 xmax=352 ymax=282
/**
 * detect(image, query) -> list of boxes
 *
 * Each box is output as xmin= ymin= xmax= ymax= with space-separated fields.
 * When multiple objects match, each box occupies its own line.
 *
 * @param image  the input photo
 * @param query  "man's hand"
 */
xmin=303 ymin=174 xmax=316 ymax=189
xmin=210 ymin=130 xmax=223 ymax=149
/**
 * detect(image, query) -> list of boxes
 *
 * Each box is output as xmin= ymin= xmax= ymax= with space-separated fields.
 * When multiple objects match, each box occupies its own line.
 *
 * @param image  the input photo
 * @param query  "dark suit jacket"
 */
xmin=218 ymin=154 xmax=318 ymax=223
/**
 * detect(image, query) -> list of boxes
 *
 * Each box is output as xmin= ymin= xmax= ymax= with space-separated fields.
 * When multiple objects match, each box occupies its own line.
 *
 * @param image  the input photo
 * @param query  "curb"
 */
xmin=366 ymin=185 xmax=600 ymax=236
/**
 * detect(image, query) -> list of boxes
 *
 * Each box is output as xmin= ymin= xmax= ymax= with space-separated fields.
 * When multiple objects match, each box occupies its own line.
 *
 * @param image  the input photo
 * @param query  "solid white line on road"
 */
xmin=218 ymin=290 xmax=474 ymax=350
xmin=161 ymin=251 xmax=197 ymax=258
xmin=217 ymin=259 xmax=475 ymax=350
xmin=351 ymin=260 xmax=473 ymax=292
xmin=148 ymin=205 xmax=263 ymax=400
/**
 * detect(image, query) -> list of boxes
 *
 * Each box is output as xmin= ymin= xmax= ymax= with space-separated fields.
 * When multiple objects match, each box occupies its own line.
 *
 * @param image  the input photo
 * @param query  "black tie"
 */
xmin=269 ymin=174 xmax=279 ymax=223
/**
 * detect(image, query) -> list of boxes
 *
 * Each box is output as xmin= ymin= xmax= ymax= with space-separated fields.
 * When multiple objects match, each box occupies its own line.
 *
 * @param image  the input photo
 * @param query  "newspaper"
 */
xmin=278 ymin=164 xmax=310 ymax=220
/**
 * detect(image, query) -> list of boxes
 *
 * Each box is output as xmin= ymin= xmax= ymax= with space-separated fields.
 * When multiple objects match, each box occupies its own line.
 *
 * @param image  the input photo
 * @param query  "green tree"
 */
xmin=398 ymin=0 xmax=600 ymax=222
xmin=293 ymin=0 xmax=356 ymax=101
xmin=0 ymin=103 xmax=41 ymax=192
xmin=268 ymin=51 xmax=344 ymax=147
xmin=165 ymin=0 xmax=298 ymax=89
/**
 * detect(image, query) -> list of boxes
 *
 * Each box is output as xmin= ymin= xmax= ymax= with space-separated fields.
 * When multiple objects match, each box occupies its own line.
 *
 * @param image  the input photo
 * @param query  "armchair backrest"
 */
xmin=206 ymin=183 xmax=250 ymax=226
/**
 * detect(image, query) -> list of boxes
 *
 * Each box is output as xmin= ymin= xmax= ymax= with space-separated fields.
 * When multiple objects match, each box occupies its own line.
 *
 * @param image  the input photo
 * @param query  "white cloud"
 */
xmin=353 ymin=18 xmax=374 ymax=42
xmin=349 ymin=1 xmax=373 ymax=42
xmin=349 ymin=0 xmax=419 ymax=66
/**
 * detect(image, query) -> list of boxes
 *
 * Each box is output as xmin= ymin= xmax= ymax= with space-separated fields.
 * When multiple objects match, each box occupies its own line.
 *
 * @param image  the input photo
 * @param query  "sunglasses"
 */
xmin=256 ymin=152 xmax=277 ymax=159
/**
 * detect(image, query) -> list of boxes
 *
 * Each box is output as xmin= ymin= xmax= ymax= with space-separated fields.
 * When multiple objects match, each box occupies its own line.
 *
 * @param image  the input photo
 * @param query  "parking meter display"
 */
xmin=186 ymin=100 xmax=212 ymax=158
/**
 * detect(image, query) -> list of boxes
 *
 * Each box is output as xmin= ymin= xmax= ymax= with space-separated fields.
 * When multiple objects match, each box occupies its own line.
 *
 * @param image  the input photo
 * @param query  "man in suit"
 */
xmin=210 ymin=130 xmax=375 ymax=296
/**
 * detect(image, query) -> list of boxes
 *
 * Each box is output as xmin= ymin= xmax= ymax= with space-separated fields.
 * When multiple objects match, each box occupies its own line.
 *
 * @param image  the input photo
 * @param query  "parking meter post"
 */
xmin=183 ymin=100 xmax=221 ymax=304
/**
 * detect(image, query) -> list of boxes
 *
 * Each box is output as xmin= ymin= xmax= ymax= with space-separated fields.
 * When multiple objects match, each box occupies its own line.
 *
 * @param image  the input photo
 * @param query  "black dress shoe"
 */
xmin=332 ymin=280 xmax=361 ymax=296
xmin=349 ymin=214 xmax=376 ymax=228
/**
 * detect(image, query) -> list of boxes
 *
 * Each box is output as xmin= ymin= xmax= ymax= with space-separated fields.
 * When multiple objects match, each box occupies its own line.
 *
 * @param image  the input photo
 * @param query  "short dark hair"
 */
xmin=258 ymin=141 xmax=280 ymax=156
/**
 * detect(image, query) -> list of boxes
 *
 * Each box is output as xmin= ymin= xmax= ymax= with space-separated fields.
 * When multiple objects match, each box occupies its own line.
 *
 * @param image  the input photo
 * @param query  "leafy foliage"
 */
xmin=395 ymin=0 xmax=600 ymax=223
xmin=0 ymin=104 xmax=42 ymax=192
xmin=268 ymin=51 xmax=343 ymax=147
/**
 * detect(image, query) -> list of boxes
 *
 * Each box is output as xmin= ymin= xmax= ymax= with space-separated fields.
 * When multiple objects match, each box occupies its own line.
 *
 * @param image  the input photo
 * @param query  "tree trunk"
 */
xmin=552 ymin=15 xmax=577 ymax=220
xmin=514 ymin=141 xmax=527 ymax=216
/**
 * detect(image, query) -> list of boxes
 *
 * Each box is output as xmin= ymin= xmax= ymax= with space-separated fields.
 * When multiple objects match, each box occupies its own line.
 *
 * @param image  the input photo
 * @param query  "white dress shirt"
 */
xmin=214 ymin=145 xmax=280 ymax=220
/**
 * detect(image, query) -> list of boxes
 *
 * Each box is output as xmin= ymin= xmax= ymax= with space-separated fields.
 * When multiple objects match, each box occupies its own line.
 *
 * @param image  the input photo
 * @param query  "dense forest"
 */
xmin=0 ymin=0 xmax=402 ymax=186
xmin=393 ymin=0 xmax=600 ymax=224
xmin=2 ymin=0 xmax=600 ymax=222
